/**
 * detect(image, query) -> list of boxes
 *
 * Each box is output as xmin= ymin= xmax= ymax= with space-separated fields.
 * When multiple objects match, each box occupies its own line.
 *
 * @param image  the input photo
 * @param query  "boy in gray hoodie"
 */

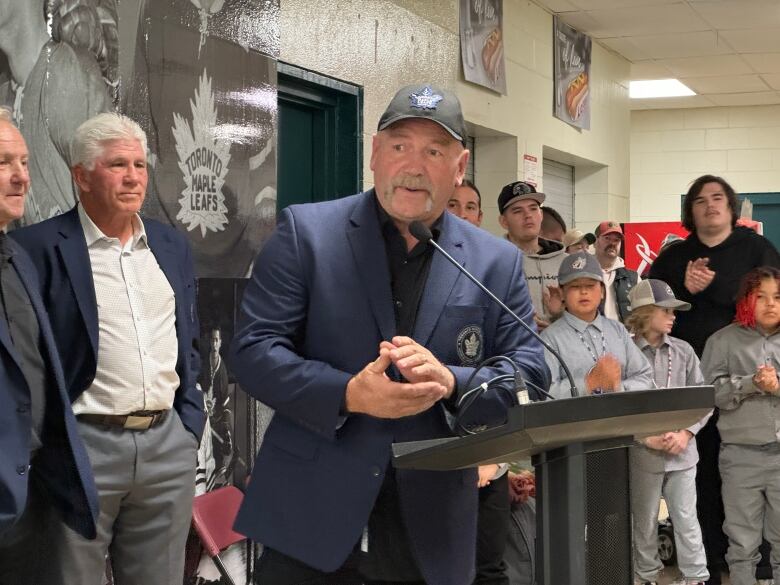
xmin=497 ymin=181 xmax=566 ymax=330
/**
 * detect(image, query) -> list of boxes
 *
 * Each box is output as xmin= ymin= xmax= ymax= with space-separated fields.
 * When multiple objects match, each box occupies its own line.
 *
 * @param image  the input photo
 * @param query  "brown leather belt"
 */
xmin=77 ymin=410 xmax=169 ymax=431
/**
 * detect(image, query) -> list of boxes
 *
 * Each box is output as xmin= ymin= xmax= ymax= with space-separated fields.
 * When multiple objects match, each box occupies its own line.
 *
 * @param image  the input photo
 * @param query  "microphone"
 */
xmin=409 ymin=220 xmax=577 ymax=398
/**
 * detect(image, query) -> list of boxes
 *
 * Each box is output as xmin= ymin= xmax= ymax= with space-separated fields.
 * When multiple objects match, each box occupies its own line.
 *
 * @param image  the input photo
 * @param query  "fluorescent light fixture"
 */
xmin=630 ymin=79 xmax=695 ymax=99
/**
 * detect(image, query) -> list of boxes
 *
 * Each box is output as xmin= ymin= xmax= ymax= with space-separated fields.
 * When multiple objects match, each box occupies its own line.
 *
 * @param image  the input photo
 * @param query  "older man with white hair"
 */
xmin=11 ymin=112 xmax=204 ymax=585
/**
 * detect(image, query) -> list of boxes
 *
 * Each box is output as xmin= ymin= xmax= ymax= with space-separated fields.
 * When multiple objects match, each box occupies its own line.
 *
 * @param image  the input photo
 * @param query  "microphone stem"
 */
xmin=428 ymin=239 xmax=578 ymax=397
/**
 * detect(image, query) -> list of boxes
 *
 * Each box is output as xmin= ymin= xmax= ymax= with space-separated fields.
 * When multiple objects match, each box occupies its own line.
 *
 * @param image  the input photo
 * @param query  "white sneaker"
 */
xmin=757 ymin=580 xmax=774 ymax=585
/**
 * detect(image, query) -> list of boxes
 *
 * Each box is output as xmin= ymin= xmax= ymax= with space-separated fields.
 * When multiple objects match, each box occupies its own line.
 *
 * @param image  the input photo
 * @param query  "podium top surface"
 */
xmin=392 ymin=386 xmax=713 ymax=471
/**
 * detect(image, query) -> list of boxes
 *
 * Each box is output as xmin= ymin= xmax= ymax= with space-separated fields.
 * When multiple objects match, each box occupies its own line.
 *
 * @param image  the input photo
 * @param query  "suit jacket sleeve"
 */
xmin=230 ymin=209 xmax=352 ymax=439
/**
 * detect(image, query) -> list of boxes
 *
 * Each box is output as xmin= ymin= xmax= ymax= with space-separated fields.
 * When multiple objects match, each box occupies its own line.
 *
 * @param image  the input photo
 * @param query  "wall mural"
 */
xmin=0 ymin=1 xmax=279 ymax=583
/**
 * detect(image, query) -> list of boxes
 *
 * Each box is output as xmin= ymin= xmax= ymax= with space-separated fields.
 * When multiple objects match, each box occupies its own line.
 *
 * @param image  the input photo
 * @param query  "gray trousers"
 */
xmin=49 ymin=410 xmax=198 ymax=585
xmin=631 ymin=452 xmax=708 ymax=582
xmin=720 ymin=442 xmax=780 ymax=585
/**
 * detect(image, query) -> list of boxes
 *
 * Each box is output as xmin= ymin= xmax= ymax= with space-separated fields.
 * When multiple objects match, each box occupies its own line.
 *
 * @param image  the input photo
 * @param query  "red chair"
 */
xmin=191 ymin=485 xmax=247 ymax=585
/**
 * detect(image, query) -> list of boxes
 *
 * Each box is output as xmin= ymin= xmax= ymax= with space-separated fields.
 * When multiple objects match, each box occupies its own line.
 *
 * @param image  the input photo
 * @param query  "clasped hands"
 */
xmin=584 ymin=354 xmax=622 ymax=394
xmin=684 ymin=257 xmax=715 ymax=294
xmin=345 ymin=336 xmax=455 ymax=419
xmin=753 ymin=364 xmax=780 ymax=394
xmin=643 ymin=430 xmax=692 ymax=455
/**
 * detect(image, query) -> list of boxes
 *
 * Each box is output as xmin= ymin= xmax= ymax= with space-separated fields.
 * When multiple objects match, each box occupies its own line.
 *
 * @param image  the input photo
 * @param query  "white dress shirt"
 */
xmin=72 ymin=205 xmax=179 ymax=415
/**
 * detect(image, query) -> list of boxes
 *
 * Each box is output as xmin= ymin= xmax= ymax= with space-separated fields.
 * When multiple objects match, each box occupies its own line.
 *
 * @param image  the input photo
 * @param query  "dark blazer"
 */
xmin=0 ymin=238 xmax=98 ymax=539
xmin=9 ymin=207 xmax=205 ymax=440
xmin=230 ymin=191 xmax=549 ymax=585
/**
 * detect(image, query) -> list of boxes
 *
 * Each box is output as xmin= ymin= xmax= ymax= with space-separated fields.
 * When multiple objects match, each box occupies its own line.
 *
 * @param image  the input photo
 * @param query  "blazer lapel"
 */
xmin=346 ymin=191 xmax=396 ymax=342
xmin=413 ymin=213 xmax=464 ymax=346
xmin=0 ymin=301 xmax=21 ymax=374
xmin=144 ymin=223 xmax=186 ymax=342
xmin=56 ymin=210 xmax=99 ymax=357
xmin=10 ymin=249 xmax=65 ymax=384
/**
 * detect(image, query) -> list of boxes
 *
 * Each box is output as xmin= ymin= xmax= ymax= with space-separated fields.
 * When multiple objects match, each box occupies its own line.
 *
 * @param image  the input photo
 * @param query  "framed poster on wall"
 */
xmin=553 ymin=16 xmax=592 ymax=130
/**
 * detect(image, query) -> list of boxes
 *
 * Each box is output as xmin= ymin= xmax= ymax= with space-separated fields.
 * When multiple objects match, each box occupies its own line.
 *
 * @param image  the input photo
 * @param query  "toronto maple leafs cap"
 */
xmin=628 ymin=279 xmax=691 ymax=311
xmin=377 ymin=83 xmax=467 ymax=145
xmin=558 ymin=252 xmax=603 ymax=286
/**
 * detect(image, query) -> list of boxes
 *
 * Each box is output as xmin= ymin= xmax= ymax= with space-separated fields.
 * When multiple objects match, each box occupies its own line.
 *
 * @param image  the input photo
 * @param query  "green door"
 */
xmin=741 ymin=193 xmax=780 ymax=251
xmin=277 ymin=64 xmax=362 ymax=211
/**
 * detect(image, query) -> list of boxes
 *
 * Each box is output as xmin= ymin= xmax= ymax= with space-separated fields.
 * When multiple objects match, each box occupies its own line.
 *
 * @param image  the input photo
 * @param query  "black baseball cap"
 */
xmin=498 ymin=181 xmax=546 ymax=214
xmin=377 ymin=84 xmax=467 ymax=145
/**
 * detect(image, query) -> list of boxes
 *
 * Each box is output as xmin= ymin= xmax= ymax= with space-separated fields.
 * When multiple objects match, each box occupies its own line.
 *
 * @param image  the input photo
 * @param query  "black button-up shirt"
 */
xmin=357 ymin=202 xmax=442 ymax=582
xmin=0 ymin=234 xmax=49 ymax=453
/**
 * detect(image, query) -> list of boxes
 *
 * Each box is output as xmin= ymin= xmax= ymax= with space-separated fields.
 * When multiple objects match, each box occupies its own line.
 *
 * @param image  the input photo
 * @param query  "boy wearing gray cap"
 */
xmin=625 ymin=279 xmax=710 ymax=585
xmin=539 ymin=252 xmax=652 ymax=398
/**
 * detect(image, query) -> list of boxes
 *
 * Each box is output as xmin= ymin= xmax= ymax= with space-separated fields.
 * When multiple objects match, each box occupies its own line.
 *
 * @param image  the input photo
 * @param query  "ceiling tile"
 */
xmin=707 ymin=91 xmax=780 ymax=106
xmin=600 ymin=37 xmax=652 ymax=61
xmin=742 ymin=53 xmax=780 ymax=73
xmin=688 ymin=0 xmax=780 ymax=30
xmin=630 ymin=60 xmax=675 ymax=79
xmin=719 ymin=28 xmax=780 ymax=53
xmin=682 ymin=74 xmax=770 ymax=94
xmin=657 ymin=54 xmax=751 ymax=77
xmin=626 ymin=31 xmax=734 ymax=60
xmin=572 ymin=4 xmax=709 ymax=38
xmin=570 ymin=0 xmax=678 ymax=8
xmin=532 ymin=0 xmax=580 ymax=11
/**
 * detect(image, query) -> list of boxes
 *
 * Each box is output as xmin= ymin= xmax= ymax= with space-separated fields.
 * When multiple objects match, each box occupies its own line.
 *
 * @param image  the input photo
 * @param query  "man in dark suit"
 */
xmin=10 ymin=112 xmax=204 ymax=585
xmin=231 ymin=83 xmax=550 ymax=585
xmin=0 ymin=108 xmax=98 ymax=584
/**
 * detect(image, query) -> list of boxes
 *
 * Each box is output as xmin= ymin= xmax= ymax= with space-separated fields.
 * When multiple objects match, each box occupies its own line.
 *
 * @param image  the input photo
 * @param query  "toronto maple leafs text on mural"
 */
xmin=184 ymin=147 xmax=225 ymax=212
xmin=173 ymin=70 xmax=232 ymax=237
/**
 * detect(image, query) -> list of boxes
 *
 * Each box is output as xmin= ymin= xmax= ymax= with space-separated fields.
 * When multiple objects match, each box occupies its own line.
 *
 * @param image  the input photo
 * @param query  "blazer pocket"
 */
xmin=437 ymin=305 xmax=488 ymax=367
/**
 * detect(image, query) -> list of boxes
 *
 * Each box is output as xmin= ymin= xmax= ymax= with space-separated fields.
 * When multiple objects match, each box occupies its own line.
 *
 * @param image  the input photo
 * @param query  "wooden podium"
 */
xmin=392 ymin=387 xmax=714 ymax=585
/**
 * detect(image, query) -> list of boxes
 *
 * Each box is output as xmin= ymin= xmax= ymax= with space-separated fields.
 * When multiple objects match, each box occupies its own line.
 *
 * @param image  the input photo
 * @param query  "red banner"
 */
xmin=622 ymin=222 xmax=689 ymax=276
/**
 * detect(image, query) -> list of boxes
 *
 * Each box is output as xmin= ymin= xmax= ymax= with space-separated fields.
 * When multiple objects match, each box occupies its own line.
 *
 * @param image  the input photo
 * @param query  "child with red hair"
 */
xmin=701 ymin=266 xmax=780 ymax=585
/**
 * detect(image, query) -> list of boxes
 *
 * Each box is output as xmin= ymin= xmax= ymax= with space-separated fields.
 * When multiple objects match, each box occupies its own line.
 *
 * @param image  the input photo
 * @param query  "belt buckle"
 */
xmin=124 ymin=415 xmax=153 ymax=430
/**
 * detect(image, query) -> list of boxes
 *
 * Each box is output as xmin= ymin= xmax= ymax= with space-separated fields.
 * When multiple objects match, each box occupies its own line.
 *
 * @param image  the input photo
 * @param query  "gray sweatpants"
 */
xmin=47 ymin=410 xmax=198 ymax=585
xmin=631 ymin=451 xmax=708 ymax=583
xmin=720 ymin=442 xmax=780 ymax=585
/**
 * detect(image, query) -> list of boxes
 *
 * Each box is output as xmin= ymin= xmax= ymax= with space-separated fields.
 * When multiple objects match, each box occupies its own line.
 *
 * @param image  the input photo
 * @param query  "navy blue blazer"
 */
xmin=0 ymin=238 xmax=98 ymax=539
xmin=230 ymin=191 xmax=549 ymax=585
xmin=10 ymin=207 xmax=205 ymax=440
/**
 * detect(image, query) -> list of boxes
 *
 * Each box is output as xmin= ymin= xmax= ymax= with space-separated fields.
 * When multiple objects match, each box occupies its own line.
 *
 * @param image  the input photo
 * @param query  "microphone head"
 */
xmin=409 ymin=220 xmax=433 ymax=244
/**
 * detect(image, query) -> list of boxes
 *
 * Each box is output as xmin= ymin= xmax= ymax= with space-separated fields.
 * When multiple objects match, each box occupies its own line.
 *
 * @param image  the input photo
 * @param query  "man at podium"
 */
xmin=230 ymin=83 xmax=549 ymax=585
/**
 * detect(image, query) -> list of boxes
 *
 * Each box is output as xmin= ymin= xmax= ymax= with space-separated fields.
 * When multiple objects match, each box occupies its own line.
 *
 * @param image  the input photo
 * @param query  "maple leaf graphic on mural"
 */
xmin=173 ymin=70 xmax=231 ymax=237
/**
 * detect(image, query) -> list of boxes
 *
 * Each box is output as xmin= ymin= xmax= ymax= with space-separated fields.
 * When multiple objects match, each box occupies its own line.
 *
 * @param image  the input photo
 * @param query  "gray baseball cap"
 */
xmin=558 ymin=252 xmax=603 ymax=286
xmin=629 ymin=279 xmax=691 ymax=311
xmin=377 ymin=84 xmax=467 ymax=145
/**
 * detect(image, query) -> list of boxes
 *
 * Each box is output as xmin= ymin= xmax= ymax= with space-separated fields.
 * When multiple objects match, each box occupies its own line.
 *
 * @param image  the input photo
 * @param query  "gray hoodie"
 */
xmin=518 ymin=237 xmax=566 ymax=323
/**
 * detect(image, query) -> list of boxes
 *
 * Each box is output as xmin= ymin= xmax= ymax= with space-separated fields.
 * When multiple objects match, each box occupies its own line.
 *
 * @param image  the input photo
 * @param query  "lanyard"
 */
xmin=572 ymin=325 xmax=606 ymax=363
xmin=651 ymin=345 xmax=673 ymax=389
